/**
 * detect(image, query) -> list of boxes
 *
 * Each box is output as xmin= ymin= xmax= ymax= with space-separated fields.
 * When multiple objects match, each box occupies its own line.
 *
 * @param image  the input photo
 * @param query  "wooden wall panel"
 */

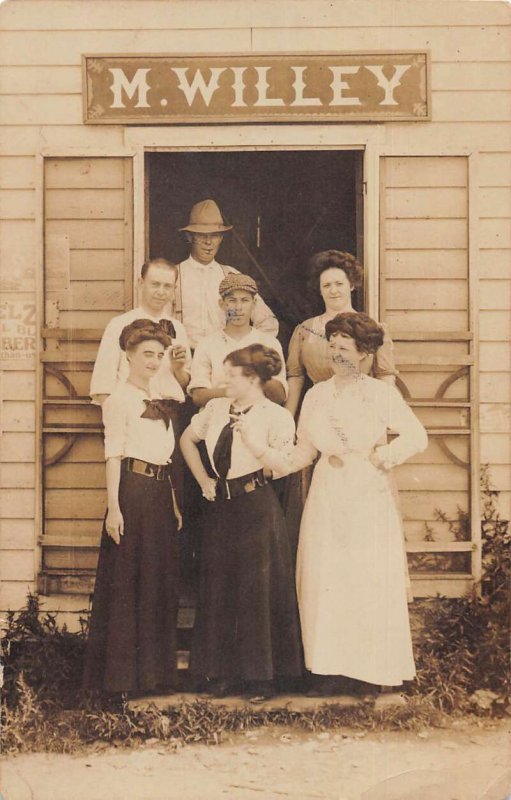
xmin=41 ymin=156 xmax=133 ymax=583
xmin=0 ymin=519 xmax=35 ymax=550
xmin=1 ymin=0 xmax=509 ymax=30
xmin=0 ymin=156 xmax=35 ymax=188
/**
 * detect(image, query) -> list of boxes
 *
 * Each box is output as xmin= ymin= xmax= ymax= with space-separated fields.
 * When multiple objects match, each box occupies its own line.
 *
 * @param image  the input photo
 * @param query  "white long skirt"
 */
xmin=296 ymin=454 xmax=415 ymax=686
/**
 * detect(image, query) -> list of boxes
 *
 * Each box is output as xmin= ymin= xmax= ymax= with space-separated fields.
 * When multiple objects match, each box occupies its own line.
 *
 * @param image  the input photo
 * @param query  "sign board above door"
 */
xmin=83 ymin=53 xmax=430 ymax=124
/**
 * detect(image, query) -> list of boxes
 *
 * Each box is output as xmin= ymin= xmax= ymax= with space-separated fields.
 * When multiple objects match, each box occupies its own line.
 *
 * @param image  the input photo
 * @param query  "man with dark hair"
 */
xmin=90 ymin=258 xmax=191 ymax=406
xmin=174 ymin=199 xmax=278 ymax=350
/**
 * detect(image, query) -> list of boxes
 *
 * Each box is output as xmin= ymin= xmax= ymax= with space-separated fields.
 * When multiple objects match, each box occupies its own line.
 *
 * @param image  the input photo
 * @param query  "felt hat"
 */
xmin=179 ymin=199 xmax=233 ymax=233
xmin=219 ymin=273 xmax=258 ymax=298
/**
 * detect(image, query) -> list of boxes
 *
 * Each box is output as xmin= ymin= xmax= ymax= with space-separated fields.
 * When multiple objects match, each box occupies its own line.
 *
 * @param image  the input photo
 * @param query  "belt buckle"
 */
xmin=243 ymin=478 xmax=256 ymax=494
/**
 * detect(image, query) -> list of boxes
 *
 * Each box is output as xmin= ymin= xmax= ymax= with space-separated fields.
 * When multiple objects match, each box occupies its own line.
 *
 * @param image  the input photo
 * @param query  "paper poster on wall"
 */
xmin=0 ymin=295 xmax=36 ymax=367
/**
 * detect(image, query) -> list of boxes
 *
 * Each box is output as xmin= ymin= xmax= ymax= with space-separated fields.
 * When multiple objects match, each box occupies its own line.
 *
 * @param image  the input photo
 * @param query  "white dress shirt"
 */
xmin=174 ymin=256 xmax=278 ymax=349
xmin=190 ymin=397 xmax=295 ymax=480
xmin=90 ymin=307 xmax=191 ymax=404
xmin=188 ymin=327 xmax=288 ymax=398
xmin=103 ymin=382 xmax=175 ymax=465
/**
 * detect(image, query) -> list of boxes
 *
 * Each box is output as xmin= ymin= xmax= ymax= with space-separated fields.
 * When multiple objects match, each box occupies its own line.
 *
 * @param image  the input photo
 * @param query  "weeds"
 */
xmin=1 ymin=468 xmax=509 ymax=752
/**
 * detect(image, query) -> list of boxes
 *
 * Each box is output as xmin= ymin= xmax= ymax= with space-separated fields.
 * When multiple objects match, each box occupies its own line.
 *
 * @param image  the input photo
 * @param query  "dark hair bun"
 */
xmin=119 ymin=319 xmax=172 ymax=351
xmin=251 ymin=345 xmax=282 ymax=382
xmin=224 ymin=343 xmax=282 ymax=384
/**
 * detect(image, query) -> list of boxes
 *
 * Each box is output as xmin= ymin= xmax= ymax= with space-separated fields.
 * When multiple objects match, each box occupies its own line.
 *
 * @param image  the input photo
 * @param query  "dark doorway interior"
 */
xmin=147 ymin=150 xmax=363 ymax=348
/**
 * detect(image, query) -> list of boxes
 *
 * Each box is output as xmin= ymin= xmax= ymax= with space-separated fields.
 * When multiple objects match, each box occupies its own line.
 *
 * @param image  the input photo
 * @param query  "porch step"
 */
xmin=128 ymin=692 xmax=367 ymax=712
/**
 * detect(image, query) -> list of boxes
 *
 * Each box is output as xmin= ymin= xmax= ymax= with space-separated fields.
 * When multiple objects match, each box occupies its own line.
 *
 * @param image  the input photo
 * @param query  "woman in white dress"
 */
xmin=237 ymin=313 xmax=427 ymax=693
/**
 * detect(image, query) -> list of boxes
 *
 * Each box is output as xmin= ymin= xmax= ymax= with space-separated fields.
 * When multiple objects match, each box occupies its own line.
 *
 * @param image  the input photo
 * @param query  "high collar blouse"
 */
xmin=102 ymin=382 xmax=175 ymax=465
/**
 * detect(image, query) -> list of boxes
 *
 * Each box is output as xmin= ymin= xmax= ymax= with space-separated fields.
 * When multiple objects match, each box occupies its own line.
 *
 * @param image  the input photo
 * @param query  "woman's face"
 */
xmin=328 ymin=332 xmax=364 ymax=375
xmin=223 ymin=361 xmax=256 ymax=398
xmin=319 ymin=268 xmax=353 ymax=312
xmin=127 ymin=339 xmax=165 ymax=383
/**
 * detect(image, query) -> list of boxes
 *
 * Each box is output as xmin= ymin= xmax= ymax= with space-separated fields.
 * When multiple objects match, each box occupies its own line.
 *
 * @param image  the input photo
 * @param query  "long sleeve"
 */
xmin=286 ymin=324 xmax=305 ymax=379
xmin=375 ymin=384 xmax=428 ymax=468
xmin=173 ymin=318 xmax=192 ymax=375
xmin=188 ymin=339 xmax=214 ymax=392
xmin=271 ymin=389 xmax=319 ymax=477
xmin=252 ymin=294 xmax=279 ymax=336
xmin=90 ymin=317 xmax=122 ymax=401
xmin=373 ymin=323 xmax=398 ymax=378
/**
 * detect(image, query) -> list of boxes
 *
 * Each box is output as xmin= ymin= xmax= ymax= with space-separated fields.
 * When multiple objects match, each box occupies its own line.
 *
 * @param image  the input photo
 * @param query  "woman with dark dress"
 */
xmin=83 ymin=320 xmax=181 ymax=695
xmin=180 ymin=344 xmax=303 ymax=702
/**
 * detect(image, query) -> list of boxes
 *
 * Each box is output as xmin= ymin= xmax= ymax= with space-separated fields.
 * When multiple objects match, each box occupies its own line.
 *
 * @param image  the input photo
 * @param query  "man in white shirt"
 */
xmin=174 ymin=199 xmax=278 ymax=349
xmin=90 ymin=258 xmax=191 ymax=406
xmin=189 ymin=273 xmax=287 ymax=408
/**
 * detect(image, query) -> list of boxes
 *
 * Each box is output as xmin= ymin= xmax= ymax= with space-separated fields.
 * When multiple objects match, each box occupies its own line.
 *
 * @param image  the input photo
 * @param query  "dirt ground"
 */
xmin=1 ymin=717 xmax=510 ymax=800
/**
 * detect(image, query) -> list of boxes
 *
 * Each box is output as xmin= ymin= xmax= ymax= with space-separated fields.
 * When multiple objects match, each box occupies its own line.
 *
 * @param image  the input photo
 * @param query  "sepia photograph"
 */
xmin=0 ymin=1 xmax=510 ymax=798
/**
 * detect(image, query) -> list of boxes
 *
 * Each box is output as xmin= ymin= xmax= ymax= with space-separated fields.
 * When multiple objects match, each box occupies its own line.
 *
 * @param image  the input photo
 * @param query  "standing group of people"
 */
xmin=83 ymin=199 xmax=428 ymax=702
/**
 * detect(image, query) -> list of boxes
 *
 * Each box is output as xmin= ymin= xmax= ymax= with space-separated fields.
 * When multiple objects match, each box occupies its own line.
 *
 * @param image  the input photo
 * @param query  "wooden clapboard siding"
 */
xmin=0 ymin=0 xmax=509 ymax=612
xmin=380 ymin=155 xmax=478 ymax=593
xmin=40 ymin=156 xmax=133 ymax=592
xmin=478 ymin=147 xmax=511 ymax=481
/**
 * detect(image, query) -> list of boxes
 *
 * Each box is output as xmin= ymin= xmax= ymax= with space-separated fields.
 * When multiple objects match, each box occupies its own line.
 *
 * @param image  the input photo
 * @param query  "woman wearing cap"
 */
xmin=83 ymin=320 xmax=181 ymax=696
xmin=188 ymin=272 xmax=288 ymax=408
xmin=180 ymin=344 xmax=303 ymax=702
xmin=241 ymin=314 xmax=427 ymax=696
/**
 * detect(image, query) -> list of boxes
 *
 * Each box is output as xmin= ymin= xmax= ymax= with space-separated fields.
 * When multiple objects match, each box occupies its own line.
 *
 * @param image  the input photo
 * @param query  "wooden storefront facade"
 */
xmin=0 ymin=0 xmax=510 ymax=627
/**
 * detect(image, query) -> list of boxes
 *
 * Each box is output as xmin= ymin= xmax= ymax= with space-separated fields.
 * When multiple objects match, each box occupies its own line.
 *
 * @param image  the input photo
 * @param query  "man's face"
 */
xmin=220 ymin=289 xmax=255 ymax=328
xmin=188 ymin=232 xmax=224 ymax=265
xmin=139 ymin=265 xmax=176 ymax=314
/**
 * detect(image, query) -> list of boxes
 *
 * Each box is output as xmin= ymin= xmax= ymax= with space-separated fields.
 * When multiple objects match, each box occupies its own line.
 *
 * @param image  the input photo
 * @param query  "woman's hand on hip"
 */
xmin=106 ymin=507 xmax=124 ymax=544
xmin=200 ymin=477 xmax=217 ymax=502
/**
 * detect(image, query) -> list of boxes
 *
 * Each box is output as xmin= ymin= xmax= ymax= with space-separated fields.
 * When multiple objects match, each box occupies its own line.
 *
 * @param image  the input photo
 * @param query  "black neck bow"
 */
xmin=158 ymin=318 xmax=176 ymax=339
xmin=140 ymin=398 xmax=176 ymax=430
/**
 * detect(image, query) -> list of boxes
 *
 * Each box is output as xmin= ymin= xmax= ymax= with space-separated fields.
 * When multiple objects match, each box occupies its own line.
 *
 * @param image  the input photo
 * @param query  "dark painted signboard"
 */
xmin=83 ymin=53 xmax=430 ymax=124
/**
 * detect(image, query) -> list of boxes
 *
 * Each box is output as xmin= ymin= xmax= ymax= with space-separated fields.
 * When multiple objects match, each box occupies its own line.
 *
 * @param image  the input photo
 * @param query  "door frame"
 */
xmin=125 ymin=124 xmax=386 ymax=320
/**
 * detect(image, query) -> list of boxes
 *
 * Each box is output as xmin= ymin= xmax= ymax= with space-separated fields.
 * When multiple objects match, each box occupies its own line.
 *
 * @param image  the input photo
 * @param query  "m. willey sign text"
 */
xmin=83 ymin=53 xmax=429 ymax=124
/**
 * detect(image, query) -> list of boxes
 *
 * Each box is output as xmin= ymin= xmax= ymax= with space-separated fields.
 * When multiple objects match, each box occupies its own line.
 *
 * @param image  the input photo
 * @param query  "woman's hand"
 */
xmin=200 ymin=477 xmax=217 ymax=502
xmin=369 ymin=447 xmax=389 ymax=471
xmin=106 ymin=507 xmax=124 ymax=544
xmin=232 ymin=416 xmax=267 ymax=459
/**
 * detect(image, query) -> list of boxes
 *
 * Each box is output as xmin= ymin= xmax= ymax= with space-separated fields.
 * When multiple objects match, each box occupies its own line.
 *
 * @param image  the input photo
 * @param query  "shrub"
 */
xmin=412 ymin=467 xmax=510 ymax=712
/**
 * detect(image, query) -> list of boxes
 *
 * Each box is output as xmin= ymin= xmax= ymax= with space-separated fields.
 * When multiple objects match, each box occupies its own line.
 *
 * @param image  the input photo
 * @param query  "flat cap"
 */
xmin=219 ymin=272 xmax=258 ymax=297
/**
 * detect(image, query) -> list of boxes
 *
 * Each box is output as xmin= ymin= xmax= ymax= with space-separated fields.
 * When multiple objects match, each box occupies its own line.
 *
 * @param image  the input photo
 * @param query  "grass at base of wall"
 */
xmin=2 ymin=469 xmax=509 ymax=753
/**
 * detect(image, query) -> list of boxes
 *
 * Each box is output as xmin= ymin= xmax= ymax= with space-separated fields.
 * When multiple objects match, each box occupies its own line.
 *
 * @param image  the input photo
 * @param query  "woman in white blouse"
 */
xmin=180 ymin=344 xmax=303 ymax=702
xmin=236 ymin=314 xmax=428 ymax=696
xmin=83 ymin=320 xmax=181 ymax=695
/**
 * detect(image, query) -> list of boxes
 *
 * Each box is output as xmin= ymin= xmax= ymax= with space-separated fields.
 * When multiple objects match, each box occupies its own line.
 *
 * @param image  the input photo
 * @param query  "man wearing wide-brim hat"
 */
xmin=174 ymin=199 xmax=278 ymax=349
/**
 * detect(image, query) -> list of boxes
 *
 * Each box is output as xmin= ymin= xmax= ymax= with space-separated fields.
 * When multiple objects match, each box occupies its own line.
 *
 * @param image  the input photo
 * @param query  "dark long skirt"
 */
xmin=190 ymin=483 xmax=303 ymax=682
xmin=83 ymin=469 xmax=179 ymax=693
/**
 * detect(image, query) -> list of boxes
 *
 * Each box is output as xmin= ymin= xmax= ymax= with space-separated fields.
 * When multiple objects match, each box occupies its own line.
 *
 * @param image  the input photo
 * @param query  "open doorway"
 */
xmin=147 ymin=150 xmax=364 ymax=348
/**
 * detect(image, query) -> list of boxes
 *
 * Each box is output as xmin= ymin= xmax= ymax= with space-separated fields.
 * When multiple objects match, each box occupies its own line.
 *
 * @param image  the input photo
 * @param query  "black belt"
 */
xmin=123 ymin=457 xmax=172 ymax=482
xmin=216 ymin=468 xmax=267 ymax=501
